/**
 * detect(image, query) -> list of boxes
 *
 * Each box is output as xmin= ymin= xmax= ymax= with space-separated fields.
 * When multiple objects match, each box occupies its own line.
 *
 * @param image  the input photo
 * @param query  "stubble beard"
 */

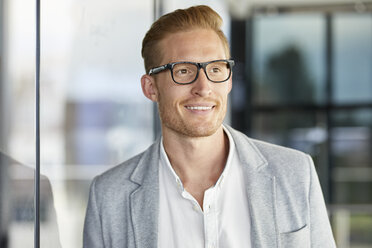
xmin=157 ymin=96 xmax=227 ymax=138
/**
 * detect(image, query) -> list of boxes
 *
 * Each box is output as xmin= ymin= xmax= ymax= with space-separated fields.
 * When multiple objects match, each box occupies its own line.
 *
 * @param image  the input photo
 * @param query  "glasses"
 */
xmin=148 ymin=59 xmax=235 ymax=85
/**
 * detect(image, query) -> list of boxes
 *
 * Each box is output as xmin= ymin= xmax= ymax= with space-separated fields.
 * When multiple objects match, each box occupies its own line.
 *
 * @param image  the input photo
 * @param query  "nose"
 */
xmin=191 ymin=69 xmax=212 ymax=97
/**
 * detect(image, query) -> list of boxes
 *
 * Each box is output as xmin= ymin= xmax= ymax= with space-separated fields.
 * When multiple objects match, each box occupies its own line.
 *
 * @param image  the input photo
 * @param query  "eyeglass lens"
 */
xmin=172 ymin=61 xmax=231 ymax=84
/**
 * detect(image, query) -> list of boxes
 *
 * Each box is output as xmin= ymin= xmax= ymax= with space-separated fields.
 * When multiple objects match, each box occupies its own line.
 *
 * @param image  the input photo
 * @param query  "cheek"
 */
xmin=218 ymin=85 xmax=231 ymax=101
xmin=157 ymin=89 xmax=178 ymax=109
xmin=160 ymin=85 xmax=188 ymax=104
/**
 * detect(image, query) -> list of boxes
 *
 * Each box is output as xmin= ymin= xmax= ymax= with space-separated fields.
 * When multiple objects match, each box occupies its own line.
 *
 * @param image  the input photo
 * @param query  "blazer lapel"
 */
xmin=129 ymin=140 xmax=160 ymax=248
xmin=227 ymin=126 xmax=278 ymax=248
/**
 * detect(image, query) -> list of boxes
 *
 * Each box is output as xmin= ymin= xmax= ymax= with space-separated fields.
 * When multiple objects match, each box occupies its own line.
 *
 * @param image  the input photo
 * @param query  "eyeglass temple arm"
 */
xmin=149 ymin=64 xmax=168 ymax=75
xmin=227 ymin=59 xmax=235 ymax=68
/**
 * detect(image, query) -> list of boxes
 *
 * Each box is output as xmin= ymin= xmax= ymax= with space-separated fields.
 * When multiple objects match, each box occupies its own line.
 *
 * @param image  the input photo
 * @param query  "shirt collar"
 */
xmin=217 ymin=124 xmax=235 ymax=187
xmin=160 ymin=138 xmax=184 ymax=190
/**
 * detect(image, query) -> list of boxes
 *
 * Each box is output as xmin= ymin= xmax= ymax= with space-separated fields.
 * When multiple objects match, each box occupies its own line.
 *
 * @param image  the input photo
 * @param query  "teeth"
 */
xmin=186 ymin=106 xmax=212 ymax=110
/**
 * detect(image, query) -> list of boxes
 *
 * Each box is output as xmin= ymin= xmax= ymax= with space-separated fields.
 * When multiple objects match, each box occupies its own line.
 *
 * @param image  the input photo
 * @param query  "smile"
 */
xmin=186 ymin=106 xmax=213 ymax=110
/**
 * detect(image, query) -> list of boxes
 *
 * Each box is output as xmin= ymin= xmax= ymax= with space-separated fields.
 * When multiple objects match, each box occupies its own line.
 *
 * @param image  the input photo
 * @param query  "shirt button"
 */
xmin=204 ymin=205 xmax=211 ymax=214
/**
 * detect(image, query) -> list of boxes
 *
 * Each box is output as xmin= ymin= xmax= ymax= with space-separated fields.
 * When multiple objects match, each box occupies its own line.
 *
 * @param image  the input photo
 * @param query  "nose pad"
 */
xmin=199 ymin=67 xmax=210 ymax=81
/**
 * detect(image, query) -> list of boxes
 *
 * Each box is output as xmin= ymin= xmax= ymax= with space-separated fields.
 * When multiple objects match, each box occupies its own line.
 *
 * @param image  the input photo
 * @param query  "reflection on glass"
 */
xmin=0 ymin=152 xmax=61 ymax=248
xmin=253 ymin=14 xmax=325 ymax=104
xmin=333 ymin=14 xmax=372 ymax=103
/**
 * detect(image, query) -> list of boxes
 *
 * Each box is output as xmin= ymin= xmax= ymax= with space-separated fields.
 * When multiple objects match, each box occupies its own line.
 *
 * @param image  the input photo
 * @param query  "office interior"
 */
xmin=0 ymin=0 xmax=371 ymax=247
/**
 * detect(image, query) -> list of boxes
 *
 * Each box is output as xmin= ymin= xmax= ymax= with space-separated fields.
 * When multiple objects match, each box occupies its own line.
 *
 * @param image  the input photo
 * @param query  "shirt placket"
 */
xmin=203 ymin=188 xmax=218 ymax=248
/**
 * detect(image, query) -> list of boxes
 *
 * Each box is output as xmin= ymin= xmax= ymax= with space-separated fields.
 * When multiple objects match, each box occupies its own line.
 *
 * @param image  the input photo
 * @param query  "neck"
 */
xmin=162 ymin=125 xmax=229 ymax=187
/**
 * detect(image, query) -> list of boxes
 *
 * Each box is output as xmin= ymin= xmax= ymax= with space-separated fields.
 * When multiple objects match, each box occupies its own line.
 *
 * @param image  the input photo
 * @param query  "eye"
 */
xmin=177 ymin=68 xmax=189 ymax=75
xmin=208 ymin=65 xmax=224 ymax=74
xmin=173 ymin=64 xmax=196 ymax=77
xmin=211 ymin=66 xmax=222 ymax=73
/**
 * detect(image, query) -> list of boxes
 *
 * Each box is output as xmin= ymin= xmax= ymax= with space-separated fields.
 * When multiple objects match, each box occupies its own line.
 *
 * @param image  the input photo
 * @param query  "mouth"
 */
xmin=183 ymin=103 xmax=216 ymax=114
xmin=185 ymin=106 xmax=214 ymax=110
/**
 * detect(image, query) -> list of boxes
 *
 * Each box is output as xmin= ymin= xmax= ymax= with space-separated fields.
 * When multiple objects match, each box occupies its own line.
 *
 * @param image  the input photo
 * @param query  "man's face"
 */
xmin=150 ymin=29 xmax=232 ymax=138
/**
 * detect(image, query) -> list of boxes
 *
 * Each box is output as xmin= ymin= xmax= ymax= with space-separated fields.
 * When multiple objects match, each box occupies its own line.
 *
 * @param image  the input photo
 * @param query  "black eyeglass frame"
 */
xmin=148 ymin=59 xmax=235 ymax=85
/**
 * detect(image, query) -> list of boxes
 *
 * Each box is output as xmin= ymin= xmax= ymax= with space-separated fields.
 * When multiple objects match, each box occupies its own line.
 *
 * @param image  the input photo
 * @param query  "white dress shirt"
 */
xmin=158 ymin=126 xmax=251 ymax=248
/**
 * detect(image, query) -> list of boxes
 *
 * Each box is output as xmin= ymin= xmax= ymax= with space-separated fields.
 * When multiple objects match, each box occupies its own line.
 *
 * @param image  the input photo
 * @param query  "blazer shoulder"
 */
xmin=228 ymin=125 xmax=310 ymax=164
xmin=250 ymin=138 xmax=313 ymax=180
xmin=228 ymin=126 xmax=312 ymax=178
xmin=100 ymin=153 xmax=142 ymax=181
xmin=251 ymin=138 xmax=309 ymax=161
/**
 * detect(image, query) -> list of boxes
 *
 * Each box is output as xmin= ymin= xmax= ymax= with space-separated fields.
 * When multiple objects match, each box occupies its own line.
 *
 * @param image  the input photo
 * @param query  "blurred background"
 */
xmin=0 ymin=0 xmax=371 ymax=247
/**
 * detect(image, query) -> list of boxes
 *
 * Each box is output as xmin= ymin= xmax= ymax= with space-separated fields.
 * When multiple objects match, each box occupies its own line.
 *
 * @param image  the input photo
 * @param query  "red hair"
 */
xmin=141 ymin=5 xmax=230 ymax=74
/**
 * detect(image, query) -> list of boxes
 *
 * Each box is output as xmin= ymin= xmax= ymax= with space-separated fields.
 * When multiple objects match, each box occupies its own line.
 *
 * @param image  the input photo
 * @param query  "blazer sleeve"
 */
xmin=83 ymin=177 xmax=105 ymax=248
xmin=307 ymin=155 xmax=337 ymax=248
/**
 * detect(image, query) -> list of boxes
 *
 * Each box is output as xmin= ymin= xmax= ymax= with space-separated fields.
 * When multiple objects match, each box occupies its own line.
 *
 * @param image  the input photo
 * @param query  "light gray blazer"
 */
xmin=83 ymin=126 xmax=336 ymax=248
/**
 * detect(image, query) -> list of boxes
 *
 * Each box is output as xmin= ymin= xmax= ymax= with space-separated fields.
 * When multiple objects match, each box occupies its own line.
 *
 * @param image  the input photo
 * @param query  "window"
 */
xmin=1 ymin=0 xmax=154 ymax=247
xmin=231 ymin=6 xmax=372 ymax=247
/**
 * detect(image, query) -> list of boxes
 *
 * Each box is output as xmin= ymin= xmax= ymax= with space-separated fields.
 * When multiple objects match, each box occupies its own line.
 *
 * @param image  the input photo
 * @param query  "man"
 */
xmin=84 ymin=5 xmax=336 ymax=248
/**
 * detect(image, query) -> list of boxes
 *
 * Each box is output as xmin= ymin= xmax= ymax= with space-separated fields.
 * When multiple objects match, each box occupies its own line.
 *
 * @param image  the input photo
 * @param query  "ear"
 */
xmin=227 ymin=76 xmax=233 ymax=94
xmin=141 ymin=74 xmax=158 ymax=102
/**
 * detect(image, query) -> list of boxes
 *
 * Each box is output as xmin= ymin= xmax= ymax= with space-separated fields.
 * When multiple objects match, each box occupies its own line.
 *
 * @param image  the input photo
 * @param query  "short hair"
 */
xmin=141 ymin=5 xmax=230 ymax=74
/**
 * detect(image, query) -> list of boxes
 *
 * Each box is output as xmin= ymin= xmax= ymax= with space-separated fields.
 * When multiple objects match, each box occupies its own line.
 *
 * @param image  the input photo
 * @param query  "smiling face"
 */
xmin=141 ymin=28 xmax=232 ymax=138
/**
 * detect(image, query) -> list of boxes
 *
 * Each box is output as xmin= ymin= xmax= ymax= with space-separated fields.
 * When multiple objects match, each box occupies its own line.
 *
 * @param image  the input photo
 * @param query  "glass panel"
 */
xmin=3 ymin=0 xmax=153 ymax=247
xmin=1 ymin=0 xmax=46 ymax=247
xmin=331 ymin=109 xmax=372 ymax=204
xmin=253 ymin=14 xmax=325 ymax=105
xmin=333 ymin=14 xmax=372 ymax=103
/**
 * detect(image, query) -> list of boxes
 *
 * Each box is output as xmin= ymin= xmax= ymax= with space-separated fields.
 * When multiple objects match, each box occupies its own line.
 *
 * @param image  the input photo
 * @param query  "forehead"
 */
xmin=158 ymin=29 xmax=227 ymax=64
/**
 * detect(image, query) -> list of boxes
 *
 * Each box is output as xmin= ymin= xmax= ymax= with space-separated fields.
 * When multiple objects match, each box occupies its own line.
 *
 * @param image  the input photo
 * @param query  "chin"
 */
xmin=160 ymin=107 xmax=226 ymax=138
xmin=175 ymin=122 xmax=221 ymax=138
xmin=184 ymin=129 xmax=216 ymax=138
